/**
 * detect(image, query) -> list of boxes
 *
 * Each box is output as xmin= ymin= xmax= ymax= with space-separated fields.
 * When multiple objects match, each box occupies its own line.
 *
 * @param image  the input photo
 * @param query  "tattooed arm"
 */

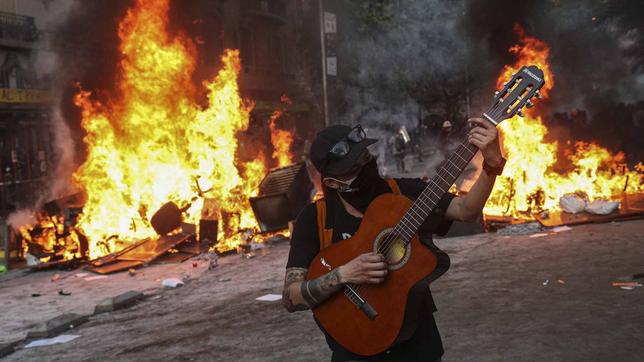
xmin=282 ymin=253 xmax=388 ymax=313
xmin=282 ymin=267 xmax=343 ymax=312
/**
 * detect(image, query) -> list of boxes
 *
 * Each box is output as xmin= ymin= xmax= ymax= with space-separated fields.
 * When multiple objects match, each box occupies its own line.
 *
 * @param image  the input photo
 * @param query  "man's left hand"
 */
xmin=467 ymin=118 xmax=503 ymax=167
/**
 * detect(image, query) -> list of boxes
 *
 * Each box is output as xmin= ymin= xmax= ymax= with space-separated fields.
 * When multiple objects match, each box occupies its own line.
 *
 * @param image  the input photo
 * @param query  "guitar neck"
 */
xmin=397 ymin=137 xmax=480 ymax=242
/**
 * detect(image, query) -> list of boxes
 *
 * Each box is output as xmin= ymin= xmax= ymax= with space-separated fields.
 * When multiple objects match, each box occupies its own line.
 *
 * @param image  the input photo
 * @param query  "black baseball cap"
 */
xmin=310 ymin=125 xmax=378 ymax=177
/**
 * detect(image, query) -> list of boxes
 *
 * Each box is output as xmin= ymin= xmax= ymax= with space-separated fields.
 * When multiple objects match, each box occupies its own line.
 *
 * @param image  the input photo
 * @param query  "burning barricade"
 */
xmin=4 ymin=0 xmax=309 ymax=274
xmin=482 ymin=24 xmax=644 ymax=228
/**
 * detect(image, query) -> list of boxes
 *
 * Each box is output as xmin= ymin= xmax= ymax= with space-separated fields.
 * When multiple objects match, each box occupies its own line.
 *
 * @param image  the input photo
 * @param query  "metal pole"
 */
xmin=319 ymin=0 xmax=329 ymax=126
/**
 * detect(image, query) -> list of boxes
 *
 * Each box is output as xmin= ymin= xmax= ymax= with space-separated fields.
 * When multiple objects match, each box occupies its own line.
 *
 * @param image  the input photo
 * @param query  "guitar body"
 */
xmin=306 ymin=193 xmax=450 ymax=356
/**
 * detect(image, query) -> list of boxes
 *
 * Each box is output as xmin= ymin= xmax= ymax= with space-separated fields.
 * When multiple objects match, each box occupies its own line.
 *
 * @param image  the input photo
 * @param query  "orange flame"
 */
xmin=72 ymin=0 xmax=266 ymax=257
xmin=268 ymin=95 xmax=295 ymax=167
xmin=484 ymin=24 xmax=643 ymax=217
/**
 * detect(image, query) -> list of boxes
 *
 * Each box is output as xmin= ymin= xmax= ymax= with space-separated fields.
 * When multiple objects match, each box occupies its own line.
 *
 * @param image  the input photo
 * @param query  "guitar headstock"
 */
xmin=483 ymin=65 xmax=546 ymax=126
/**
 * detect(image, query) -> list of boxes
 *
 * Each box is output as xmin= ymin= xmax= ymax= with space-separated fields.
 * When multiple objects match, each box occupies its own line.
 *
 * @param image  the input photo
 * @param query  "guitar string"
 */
xmin=351 ymin=141 xmax=478 ymax=294
xmin=350 ymin=105 xmax=504 ymax=296
xmin=375 ymin=104 xmax=503 ymax=261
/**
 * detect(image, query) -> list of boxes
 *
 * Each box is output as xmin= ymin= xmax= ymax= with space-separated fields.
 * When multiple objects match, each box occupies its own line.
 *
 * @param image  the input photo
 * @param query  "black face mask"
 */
xmin=337 ymin=158 xmax=389 ymax=213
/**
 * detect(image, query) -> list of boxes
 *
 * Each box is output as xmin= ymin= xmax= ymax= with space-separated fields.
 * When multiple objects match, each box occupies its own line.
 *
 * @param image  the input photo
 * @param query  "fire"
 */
xmin=72 ymin=0 xmax=266 ymax=258
xmin=269 ymin=95 xmax=295 ymax=167
xmin=484 ymin=24 xmax=643 ymax=217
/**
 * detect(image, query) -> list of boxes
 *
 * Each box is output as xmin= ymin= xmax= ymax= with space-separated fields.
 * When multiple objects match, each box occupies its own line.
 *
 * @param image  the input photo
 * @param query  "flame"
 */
xmin=71 ymin=0 xmax=266 ymax=258
xmin=484 ymin=24 xmax=643 ymax=217
xmin=269 ymin=95 xmax=295 ymax=167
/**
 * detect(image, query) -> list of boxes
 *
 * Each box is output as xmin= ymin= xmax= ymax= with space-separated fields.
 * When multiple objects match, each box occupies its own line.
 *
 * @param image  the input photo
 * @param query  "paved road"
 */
xmin=5 ymin=220 xmax=644 ymax=361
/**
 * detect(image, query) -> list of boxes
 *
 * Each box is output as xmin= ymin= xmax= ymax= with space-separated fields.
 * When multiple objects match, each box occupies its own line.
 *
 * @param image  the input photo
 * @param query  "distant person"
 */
xmin=390 ymin=132 xmax=408 ymax=173
xmin=438 ymin=120 xmax=452 ymax=159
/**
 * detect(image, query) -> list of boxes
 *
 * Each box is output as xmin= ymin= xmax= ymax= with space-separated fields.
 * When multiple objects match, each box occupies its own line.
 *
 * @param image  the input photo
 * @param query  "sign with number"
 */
xmin=324 ymin=12 xmax=336 ymax=33
xmin=326 ymin=57 xmax=337 ymax=76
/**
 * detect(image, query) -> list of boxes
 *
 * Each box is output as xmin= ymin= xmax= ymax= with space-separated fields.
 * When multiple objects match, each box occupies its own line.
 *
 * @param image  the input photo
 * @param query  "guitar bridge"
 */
xmin=344 ymin=285 xmax=377 ymax=320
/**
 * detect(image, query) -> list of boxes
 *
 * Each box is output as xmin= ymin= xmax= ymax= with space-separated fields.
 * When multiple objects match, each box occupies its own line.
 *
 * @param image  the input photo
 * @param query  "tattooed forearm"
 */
xmin=300 ymin=268 xmax=343 ymax=308
xmin=282 ymin=268 xmax=308 ymax=312
xmin=282 ymin=267 xmax=345 ymax=312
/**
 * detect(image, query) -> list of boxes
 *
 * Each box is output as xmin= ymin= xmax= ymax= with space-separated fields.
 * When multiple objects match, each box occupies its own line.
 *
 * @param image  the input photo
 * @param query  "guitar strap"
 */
xmin=315 ymin=178 xmax=401 ymax=250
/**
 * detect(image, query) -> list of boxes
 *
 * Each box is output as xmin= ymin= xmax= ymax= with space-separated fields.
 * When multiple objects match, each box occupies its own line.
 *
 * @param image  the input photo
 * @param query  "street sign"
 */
xmin=324 ymin=12 xmax=336 ymax=33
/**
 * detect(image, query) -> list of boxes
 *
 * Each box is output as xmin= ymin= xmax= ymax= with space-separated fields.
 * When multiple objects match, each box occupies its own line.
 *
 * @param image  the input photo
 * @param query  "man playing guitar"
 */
xmin=282 ymin=118 xmax=504 ymax=361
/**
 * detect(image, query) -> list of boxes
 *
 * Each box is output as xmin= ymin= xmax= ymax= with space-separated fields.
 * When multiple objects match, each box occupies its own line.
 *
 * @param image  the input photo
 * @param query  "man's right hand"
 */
xmin=338 ymin=252 xmax=388 ymax=285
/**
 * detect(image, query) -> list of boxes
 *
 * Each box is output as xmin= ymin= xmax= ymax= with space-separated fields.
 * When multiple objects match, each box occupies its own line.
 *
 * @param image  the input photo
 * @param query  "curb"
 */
xmin=94 ymin=291 xmax=146 ymax=314
xmin=26 ymin=313 xmax=89 ymax=339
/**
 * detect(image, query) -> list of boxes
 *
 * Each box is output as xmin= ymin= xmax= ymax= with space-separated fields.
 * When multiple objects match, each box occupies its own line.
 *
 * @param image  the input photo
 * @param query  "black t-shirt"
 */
xmin=286 ymin=178 xmax=455 ymax=362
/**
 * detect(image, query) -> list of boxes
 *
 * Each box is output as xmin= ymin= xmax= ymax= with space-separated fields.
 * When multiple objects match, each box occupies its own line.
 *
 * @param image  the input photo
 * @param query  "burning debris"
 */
xmin=483 ymin=25 xmax=643 ymax=221
xmin=5 ymin=0 xmax=303 ymax=272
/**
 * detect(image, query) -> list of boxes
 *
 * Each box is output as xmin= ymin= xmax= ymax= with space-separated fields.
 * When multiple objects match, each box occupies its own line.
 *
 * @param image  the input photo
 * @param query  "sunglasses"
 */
xmin=328 ymin=125 xmax=367 ymax=158
xmin=321 ymin=125 xmax=367 ymax=174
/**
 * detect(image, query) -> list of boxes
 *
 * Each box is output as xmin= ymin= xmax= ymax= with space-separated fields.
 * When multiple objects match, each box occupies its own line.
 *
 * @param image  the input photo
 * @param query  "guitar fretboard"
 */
xmin=396 ymin=139 xmax=480 ymax=244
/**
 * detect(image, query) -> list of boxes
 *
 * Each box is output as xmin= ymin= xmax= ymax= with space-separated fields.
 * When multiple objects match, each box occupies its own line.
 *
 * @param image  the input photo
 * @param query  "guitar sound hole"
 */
xmin=376 ymin=233 xmax=409 ymax=266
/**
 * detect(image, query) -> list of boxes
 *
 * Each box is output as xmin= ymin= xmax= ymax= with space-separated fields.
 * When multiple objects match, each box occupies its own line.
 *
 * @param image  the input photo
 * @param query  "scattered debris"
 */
xmin=128 ymin=268 xmax=136 ymax=277
xmin=24 ymin=334 xmax=80 ymax=348
xmin=529 ymin=233 xmax=548 ymax=238
xmin=51 ymin=274 xmax=60 ymax=282
xmin=192 ymin=261 xmax=198 ymax=268
xmin=84 ymin=275 xmax=108 ymax=282
xmin=219 ymin=277 xmax=231 ymax=282
xmin=161 ymin=278 xmax=184 ymax=288
xmin=557 ymin=279 xmax=565 ymax=284
xmin=31 ymin=293 xmax=41 ymax=297
xmin=542 ymin=279 xmax=549 ymax=286
xmin=612 ymin=282 xmax=643 ymax=288
xmin=560 ymin=192 xmax=588 ymax=214
xmin=497 ymin=222 xmax=543 ymax=235
xmin=585 ymin=200 xmax=620 ymax=215
xmin=537 ymin=193 xmax=644 ymax=227
xmin=58 ymin=290 xmax=72 ymax=296
xmin=256 ymin=294 xmax=282 ymax=302
xmin=552 ymin=225 xmax=572 ymax=233
xmin=74 ymin=273 xmax=89 ymax=278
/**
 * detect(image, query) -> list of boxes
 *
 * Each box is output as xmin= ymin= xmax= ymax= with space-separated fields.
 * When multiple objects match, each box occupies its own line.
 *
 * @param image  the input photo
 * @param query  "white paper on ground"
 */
xmin=24 ymin=334 xmax=80 ymax=348
xmin=529 ymin=233 xmax=549 ymax=238
xmin=84 ymin=275 xmax=108 ymax=281
xmin=552 ymin=226 xmax=572 ymax=233
xmin=162 ymin=278 xmax=184 ymax=288
xmin=75 ymin=273 xmax=89 ymax=278
xmin=256 ymin=294 xmax=282 ymax=302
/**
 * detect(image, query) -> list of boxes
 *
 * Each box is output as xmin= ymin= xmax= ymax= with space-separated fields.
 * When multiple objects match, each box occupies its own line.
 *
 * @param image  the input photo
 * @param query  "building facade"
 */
xmin=0 ymin=0 xmax=61 ymax=219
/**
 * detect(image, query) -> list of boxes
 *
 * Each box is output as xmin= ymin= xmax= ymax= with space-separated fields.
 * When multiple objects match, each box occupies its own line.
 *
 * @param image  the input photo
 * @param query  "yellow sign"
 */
xmin=0 ymin=88 xmax=51 ymax=103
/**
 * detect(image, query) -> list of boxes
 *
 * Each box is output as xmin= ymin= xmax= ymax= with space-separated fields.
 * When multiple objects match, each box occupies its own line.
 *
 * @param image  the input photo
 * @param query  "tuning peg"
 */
xmin=517 ymin=110 xmax=524 ymax=117
xmin=511 ymin=72 xmax=516 ymax=76
xmin=535 ymin=91 xmax=542 ymax=99
xmin=494 ymin=91 xmax=500 ymax=97
xmin=526 ymin=100 xmax=534 ymax=108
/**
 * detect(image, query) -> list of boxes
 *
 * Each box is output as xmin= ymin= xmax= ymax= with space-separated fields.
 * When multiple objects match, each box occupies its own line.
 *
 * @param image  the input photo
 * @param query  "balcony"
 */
xmin=243 ymin=0 xmax=288 ymax=25
xmin=0 ymin=11 xmax=40 ymax=49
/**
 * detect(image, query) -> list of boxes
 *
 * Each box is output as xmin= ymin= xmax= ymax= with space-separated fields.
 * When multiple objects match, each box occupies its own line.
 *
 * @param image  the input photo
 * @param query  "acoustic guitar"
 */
xmin=306 ymin=65 xmax=546 ymax=356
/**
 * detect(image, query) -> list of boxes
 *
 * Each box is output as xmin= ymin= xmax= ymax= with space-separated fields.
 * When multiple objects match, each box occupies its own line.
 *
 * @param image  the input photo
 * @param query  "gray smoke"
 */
xmin=463 ymin=0 xmax=644 ymax=113
xmin=338 ymin=0 xmax=470 ymax=128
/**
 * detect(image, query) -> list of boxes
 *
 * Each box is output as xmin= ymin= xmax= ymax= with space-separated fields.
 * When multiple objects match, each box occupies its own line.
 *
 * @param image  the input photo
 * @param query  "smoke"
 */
xmin=338 ymin=0 xmax=469 ymax=128
xmin=463 ymin=0 xmax=644 ymax=112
